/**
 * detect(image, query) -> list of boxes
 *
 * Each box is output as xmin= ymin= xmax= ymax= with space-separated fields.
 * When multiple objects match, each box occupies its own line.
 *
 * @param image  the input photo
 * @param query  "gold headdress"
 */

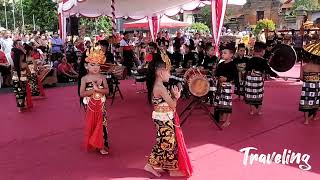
xmin=85 ymin=46 xmax=106 ymax=64
xmin=304 ymin=42 xmax=320 ymax=57
xmin=160 ymin=49 xmax=171 ymax=70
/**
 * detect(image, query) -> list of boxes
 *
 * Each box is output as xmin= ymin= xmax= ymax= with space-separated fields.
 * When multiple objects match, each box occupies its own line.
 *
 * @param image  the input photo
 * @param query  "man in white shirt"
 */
xmin=0 ymin=31 xmax=13 ymax=65
xmin=120 ymin=32 xmax=134 ymax=76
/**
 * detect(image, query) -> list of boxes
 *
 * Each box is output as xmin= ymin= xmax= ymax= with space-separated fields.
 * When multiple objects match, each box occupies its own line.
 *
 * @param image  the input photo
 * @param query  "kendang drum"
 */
xmin=100 ymin=63 xmax=127 ymax=80
xmin=184 ymin=68 xmax=210 ymax=97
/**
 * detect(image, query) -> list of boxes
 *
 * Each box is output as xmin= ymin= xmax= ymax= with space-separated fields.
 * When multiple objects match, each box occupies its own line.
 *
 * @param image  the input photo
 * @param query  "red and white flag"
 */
xmin=211 ymin=0 xmax=228 ymax=55
xmin=148 ymin=16 xmax=160 ymax=42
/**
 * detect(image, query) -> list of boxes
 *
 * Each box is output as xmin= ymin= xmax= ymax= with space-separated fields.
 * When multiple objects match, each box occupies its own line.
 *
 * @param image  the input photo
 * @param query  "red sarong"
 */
xmin=84 ymin=99 xmax=104 ymax=151
xmin=174 ymin=112 xmax=193 ymax=177
xmin=37 ymin=77 xmax=46 ymax=96
xmin=25 ymin=83 xmax=33 ymax=108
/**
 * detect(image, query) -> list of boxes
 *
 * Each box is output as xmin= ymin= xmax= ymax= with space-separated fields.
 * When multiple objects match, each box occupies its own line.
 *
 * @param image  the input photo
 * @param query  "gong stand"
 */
xmin=179 ymin=95 xmax=222 ymax=130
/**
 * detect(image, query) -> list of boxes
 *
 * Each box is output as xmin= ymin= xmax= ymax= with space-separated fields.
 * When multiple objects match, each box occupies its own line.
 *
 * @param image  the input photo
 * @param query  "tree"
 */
xmin=190 ymin=22 xmax=210 ymax=33
xmin=79 ymin=16 xmax=112 ymax=36
xmin=293 ymin=0 xmax=320 ymax=11
xmin=199 ymin=6 xmax=234 ymax=30
xmin=23 ymin=0 xmax=58 ymax=31
xmin=254 ymin=19 xmax=275 ymax=35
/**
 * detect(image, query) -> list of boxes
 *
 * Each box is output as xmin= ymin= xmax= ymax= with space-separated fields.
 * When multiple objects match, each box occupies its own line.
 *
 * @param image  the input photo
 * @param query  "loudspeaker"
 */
xmin=67 ymin=16 xmax=79 ymax=36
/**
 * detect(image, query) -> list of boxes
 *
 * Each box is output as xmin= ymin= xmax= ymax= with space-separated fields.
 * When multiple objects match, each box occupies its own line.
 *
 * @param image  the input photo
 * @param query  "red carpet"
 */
xmin=0 ymin=78 xmax=320 ymax=180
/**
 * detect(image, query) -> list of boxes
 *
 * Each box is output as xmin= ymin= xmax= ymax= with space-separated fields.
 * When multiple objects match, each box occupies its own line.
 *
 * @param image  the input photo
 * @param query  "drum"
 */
xmin=184 ymin=68 xmax=210 ymax=97
xmin=270 ymin=44 xmax=297 ymax=72
xmin=100 ymin=63 xmax=127 ymax=80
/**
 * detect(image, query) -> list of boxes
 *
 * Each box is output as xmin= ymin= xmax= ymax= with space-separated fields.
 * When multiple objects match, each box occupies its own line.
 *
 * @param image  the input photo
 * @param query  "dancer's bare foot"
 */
xmin=250 ymin=111 xmax=254 ymax=115
xmin=304 ymin=120 xmax=309 ymax=125
xmin=144 ymin=164 xmax=161 ymax=177
xmin=258 ymin=111 xmax=263 ymax=115
xmin=99 ymin=148 xmax=109 ymax=155
xmin=169 ymin=170 xmax=185 ymax=177
xmin=313 ymin=117 xmax=319 ymax=121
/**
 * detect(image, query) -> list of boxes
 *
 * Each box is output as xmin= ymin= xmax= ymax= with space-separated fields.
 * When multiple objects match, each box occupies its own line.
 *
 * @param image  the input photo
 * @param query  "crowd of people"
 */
xmin=2 ymin=26 xmax=320 ymax=178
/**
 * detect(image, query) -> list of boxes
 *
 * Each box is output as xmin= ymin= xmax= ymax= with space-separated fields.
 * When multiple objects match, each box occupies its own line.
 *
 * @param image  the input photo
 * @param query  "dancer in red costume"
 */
xmin=144 ymin=49 xmax=192 ymax=177
xmin=79 ymin=46 xmax=109 ymax=155
xmin=11 ymin=40 xmax=33 ymax=112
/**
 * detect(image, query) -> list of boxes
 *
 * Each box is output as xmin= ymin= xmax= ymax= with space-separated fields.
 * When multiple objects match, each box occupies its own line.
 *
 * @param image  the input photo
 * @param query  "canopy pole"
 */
xmin=111 ymin=0 xmax=116 ymax=36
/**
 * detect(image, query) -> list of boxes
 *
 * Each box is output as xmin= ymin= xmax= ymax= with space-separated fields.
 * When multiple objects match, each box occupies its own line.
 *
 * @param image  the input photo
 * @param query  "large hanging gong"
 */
xmin=270 ymin=44 xmax=297 ymax=72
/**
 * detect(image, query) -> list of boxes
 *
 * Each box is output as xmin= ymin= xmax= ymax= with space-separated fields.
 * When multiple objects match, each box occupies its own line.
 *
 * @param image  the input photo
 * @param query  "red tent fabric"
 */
xmin=123 ymin=15 xmax=190 ymax=29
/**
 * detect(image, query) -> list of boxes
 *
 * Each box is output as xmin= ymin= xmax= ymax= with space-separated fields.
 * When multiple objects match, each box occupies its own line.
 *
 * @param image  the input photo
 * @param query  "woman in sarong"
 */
xmin=299 ymin=42 xmax=320 ymax=125
xmin=144 ymin=50 xmax=192 ymax=177
xmin=214 ymin=42 xmax=239 ymax=127
xmin=79 ymin=46 xmax=109 ymax=155
xmin=245 ymin=42 xmax=279 ymax=115
xmin=11 ymin=40 xmax=33 ymax=112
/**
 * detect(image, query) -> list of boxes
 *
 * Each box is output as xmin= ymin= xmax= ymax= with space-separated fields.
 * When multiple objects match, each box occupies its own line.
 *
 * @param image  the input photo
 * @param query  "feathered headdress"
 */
xmin=85 ymin=46 xmax=106 ymax=64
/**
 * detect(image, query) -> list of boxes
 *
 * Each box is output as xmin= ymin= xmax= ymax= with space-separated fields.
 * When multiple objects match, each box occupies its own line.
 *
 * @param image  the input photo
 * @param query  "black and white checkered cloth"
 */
xmin=214 ymin=82 xmax=233 ymax=113
xmin=299 ymin=72 xmax=320 ymax=112
xmin=245 ymin=71 xmax=264 ymax=105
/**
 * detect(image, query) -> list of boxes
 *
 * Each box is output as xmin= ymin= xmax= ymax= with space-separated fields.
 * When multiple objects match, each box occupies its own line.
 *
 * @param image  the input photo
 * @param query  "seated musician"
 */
xmin=99 ymin=40 xmax=115 ymax=64
xmin=200 ymin=43 xmax=218 ymax=71
xmin=263 ymin=40 xmax=274 ymax=61
xmin=182 ymin=39 xmax=198 ymax=68
xmin=57 ymin=56 xmax=78 ymax=83
xmin=196 ymin=41 xmax=205 ymax=66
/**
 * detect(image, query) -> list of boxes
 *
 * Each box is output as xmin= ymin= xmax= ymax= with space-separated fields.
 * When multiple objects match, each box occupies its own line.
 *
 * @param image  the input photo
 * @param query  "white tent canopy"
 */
xmin=123 ymin=15 xmax=191 ymax=29
xmin=59 ymin=0 xmax=210 ymax=18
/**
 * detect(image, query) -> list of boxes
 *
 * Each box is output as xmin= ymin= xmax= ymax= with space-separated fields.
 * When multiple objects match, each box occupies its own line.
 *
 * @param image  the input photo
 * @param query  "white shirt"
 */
xmin=120 ymin=39 xmax=132 ymax=47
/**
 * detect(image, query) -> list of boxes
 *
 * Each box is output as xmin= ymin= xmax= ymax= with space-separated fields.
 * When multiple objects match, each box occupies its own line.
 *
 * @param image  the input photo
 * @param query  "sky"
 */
xmin=228 ymin=0 xmax=246 ymax=5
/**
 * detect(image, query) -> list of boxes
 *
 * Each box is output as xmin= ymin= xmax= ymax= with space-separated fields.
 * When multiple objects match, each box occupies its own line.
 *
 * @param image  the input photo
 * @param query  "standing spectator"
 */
xmin=0 ymin=31 xmax=13 ymax=65
xmin=120 ymin=32 xmax=134 ymax=76
xmin=50 ymin=32 xmax=64 ymax=63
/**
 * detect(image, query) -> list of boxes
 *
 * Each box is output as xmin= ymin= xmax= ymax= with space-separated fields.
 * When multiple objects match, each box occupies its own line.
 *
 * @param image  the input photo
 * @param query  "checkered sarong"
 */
xmin=245 ymin=71 xmax=264 ymax=105
xmin=299 ymin=73 xmax=320 ymax=112
xmin=214 ymin=82 xmax=233 ymax=113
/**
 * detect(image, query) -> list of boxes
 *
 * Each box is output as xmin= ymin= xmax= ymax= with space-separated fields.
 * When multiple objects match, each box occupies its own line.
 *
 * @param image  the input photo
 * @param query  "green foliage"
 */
xmin=23 ymin=0 xmax=58 ymax=31
xmin=79 ymin=16 xmax=112 ymax=36
xmin=254 ymin=19 xmax=275 ymax=35
xmin=293 ymin=0 xmax=320 ymax=11
xmin=0 ymin=0 xmax=58 ymax=32
xmin=200 ymin=6 xmax=212 ymax=29
xmin=190 ymin=22 xmax=210 ymax=33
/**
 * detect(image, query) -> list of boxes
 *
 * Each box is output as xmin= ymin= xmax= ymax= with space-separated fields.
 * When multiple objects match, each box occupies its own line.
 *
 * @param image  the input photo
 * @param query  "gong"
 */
xmin=270 ymin=44 xmax=297 ymax=72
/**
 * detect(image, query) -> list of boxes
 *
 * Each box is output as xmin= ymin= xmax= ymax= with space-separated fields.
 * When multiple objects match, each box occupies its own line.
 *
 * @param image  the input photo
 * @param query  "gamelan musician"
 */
xmin=182 ymin=39 xmax=198 ymax=68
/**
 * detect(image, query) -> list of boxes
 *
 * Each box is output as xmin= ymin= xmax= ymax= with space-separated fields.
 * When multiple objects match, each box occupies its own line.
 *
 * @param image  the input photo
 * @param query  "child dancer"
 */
xmin=245 ymin=42 xmax=279 ymax=115
xmin=79 ymin=46 xmax=109 ymax=155
xmin=24 ymin=44 xmax=46 ymax=97
xmin=144 ymin=50 xmax=192 ymax=177
xmin=12 ymin=40 xmax=33 ymax=112
xmin=299 ymin=42 xmax=320 ymax=124
xmin=233 ymin=43 xmax=249 ymax=99
xmin=214 ymin=42 xmax=239 ymax=127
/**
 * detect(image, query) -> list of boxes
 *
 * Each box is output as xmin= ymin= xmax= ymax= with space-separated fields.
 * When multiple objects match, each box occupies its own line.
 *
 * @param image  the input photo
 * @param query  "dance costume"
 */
xmin=147 ymin=94 xmax=192 ymax=177
xmin=83 ymin=82 xmax=109 ymax=151
xmin=233 ymin=55 xmax=249 ymax=96
xmin=26 ymin=57 xmax=45 ymax=97
xmin=214 ymin=60 xmax=239 ymax=113
xmin=244 ymin=57 xmax=278 ymax=106
xmin=299 ymin=72 xmax=320 ymax=116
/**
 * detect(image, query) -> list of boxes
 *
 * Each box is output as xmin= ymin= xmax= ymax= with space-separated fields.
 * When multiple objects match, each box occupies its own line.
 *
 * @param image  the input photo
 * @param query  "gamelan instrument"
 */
xmin=100 ymin=63 xmax=127 ymax=80
xmin=269 ymin=44 xmax=297 ymax=72
xmin=184 ymin=68 xmax=210 ymax=97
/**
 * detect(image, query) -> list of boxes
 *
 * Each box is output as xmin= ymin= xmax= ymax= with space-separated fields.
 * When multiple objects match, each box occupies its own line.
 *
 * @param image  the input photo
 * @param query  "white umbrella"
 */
xmin=0 ymin=27 xmax=6 ymax=31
